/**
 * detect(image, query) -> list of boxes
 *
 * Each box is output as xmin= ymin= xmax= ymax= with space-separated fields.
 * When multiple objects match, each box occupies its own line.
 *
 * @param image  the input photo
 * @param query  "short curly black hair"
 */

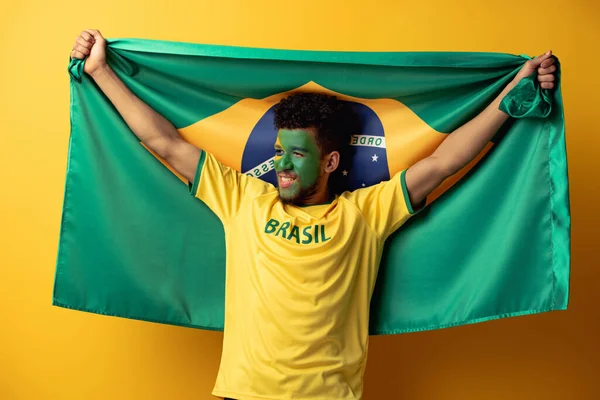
xmin=272 ymin=92 xmax=360 ymax=194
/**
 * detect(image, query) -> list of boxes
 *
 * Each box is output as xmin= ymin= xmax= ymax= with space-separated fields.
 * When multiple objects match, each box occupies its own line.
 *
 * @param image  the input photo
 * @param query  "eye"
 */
xmin=293 ymin=151 xmax=304 ymax=157
xmin=275 ymin=149 xmax=284 ymax=156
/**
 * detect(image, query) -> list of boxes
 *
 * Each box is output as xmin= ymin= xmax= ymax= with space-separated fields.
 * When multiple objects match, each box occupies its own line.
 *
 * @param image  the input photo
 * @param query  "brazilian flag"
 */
xmin=55 ymin=39 xmax=570 ymax=334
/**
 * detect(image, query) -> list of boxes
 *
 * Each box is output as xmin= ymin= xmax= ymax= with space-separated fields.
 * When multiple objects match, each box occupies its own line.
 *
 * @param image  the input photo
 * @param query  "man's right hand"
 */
xmin=71 ymin=29 xmax=107 ymax=77
xmin=69 ymin=29 xmax=201 ymax=182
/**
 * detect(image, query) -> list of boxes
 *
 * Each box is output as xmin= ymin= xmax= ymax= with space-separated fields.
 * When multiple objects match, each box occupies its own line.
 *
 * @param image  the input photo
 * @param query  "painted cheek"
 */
xmin=295 ymin=158 xmax=319 ymax=187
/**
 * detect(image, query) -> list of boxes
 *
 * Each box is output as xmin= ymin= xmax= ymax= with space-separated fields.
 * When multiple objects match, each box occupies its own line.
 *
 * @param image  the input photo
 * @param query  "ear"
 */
xmin=324 ymin=151 xmax=340 ymax=173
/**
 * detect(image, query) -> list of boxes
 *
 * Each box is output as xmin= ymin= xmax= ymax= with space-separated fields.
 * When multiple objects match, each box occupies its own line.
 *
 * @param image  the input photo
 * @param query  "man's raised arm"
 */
xmin=404 ymin=51 xmax=557 ymax=209
xmin=71 ymin=29 xmax=201 ymax=182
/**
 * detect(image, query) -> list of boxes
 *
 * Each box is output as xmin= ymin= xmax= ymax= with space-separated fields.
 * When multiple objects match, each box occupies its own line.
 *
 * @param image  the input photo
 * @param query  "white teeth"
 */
xmin=280 ymin=176 xmax=295 ymax=182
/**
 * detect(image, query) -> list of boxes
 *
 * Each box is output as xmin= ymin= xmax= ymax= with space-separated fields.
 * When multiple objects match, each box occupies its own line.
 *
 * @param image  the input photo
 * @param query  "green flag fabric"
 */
xmin=54 ymin=39 xmax=570 ymax=335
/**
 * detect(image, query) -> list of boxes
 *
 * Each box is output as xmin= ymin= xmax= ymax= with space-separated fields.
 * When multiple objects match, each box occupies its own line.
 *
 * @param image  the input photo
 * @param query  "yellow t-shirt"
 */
xmin=189 ymin=151 xmax=421 ymax=400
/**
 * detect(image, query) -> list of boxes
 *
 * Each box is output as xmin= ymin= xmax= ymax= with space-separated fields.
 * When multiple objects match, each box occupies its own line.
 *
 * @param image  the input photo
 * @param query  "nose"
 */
xmin=279 ymin=153 xmax=293 ymax=170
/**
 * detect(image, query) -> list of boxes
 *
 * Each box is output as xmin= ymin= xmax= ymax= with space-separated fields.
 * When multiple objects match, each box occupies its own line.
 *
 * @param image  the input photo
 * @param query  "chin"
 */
xmin=278 ymin=192 xmax=298 ymax=204
xmin=278 ymin=183 xmax=319 ymax=205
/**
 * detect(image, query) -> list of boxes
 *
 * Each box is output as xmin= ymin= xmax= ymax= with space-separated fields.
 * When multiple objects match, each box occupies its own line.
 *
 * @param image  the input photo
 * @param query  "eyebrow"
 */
xmin=273 ymin=145 xmax=309 ymax=153
xmin=290 ymin=146 xmax=308 ymax=152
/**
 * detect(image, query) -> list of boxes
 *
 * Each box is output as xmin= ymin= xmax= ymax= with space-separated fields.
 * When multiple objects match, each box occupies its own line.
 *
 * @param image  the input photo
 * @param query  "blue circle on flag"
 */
xmin=241 ymin=101 xmax=389 ymax=191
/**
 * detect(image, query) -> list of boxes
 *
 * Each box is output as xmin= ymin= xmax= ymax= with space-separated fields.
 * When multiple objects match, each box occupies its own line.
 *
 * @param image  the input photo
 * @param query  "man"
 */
xmin=71 ymin=29 xmax=557 ymax=400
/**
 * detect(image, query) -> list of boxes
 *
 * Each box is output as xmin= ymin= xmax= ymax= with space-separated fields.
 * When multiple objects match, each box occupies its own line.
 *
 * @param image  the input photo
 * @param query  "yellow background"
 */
xmin=1 ymin=0 xmax=598 ymax=398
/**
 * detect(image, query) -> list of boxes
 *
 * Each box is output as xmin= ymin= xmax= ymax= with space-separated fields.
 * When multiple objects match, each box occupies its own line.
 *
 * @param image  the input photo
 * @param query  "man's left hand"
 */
xmin=513 ymin=50 xmax=557 ymax=90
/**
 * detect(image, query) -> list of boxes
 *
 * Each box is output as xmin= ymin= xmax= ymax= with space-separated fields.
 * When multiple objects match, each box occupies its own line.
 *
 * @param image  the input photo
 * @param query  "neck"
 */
xmin=298 ymin=180 xmax=332 ymax=206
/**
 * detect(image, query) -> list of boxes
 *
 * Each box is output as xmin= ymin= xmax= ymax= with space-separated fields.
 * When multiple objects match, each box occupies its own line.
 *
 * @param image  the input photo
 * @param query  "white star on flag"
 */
xmin=371 ymin=154 xmax=379 ymax=162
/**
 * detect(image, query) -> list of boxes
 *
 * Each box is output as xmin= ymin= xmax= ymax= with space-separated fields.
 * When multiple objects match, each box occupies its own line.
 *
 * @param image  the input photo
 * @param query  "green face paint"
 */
xmin=273 ymin=129 xmax=322 ymax=203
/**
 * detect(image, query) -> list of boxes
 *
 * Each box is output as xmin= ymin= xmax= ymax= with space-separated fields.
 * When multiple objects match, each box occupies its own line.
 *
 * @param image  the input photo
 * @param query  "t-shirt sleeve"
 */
xmin=188 ymin=150 xmax=274 ymax=223
xmin=344 ymin=169 xmax=424 ymax=239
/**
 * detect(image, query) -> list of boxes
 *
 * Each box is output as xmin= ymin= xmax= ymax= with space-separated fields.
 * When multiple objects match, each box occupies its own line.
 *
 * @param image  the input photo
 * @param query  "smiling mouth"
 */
xmin=278 ymin=174 xmax=297 ymax=189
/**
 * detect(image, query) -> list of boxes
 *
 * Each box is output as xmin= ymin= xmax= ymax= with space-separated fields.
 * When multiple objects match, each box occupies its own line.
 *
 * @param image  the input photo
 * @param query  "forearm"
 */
xmin=433 ymin=80 xmax=517 ymax=174
xmin=90 ymin=65 xmax=181 ymax=157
